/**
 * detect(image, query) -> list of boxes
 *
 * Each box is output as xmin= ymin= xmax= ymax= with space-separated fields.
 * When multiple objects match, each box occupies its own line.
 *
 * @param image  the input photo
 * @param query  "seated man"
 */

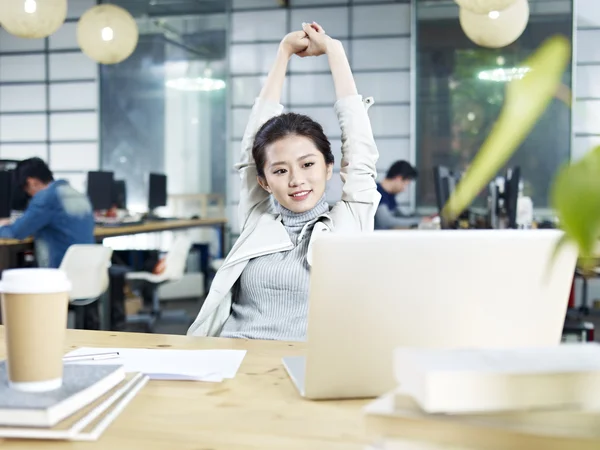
xmin=375 ymin=160 xmax=421 ymax=230
xmin=0 ymin=158 xmax=95 ymax=268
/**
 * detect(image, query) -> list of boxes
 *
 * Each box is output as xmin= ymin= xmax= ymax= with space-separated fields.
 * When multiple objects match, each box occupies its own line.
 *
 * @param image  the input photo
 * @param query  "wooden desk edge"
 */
xmin=0 ymin=218 xmax=228 ymax=246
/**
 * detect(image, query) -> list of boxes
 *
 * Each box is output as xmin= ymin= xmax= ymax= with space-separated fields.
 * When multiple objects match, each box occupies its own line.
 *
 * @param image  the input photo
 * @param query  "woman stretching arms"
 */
xmin=188 ymin=23 xmax=380 ymax=340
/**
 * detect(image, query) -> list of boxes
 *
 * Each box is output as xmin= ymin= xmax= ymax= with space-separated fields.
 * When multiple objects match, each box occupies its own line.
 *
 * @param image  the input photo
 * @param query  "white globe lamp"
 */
xmin=455 ymin=0 xmax=519 ymax=15
xmin=0 ymin=0 xmax=67 ymax=39
xmin=459 ymin=0 xmax=529 ymax=49
xmin=77 ymin=4 xmax=138 ymax=65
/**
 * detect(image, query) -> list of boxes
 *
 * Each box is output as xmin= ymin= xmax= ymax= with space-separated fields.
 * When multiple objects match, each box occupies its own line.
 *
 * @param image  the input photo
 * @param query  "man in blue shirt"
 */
xmin=0 ymin=158 xmax=95 ymax=268
xmin=375 ymin=160 xmax=421 ymax=230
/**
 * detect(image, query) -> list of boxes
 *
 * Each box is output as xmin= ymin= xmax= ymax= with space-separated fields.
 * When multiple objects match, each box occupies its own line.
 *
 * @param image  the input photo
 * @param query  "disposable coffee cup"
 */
xmin=0 ymin=268 xmax=71 ymax=392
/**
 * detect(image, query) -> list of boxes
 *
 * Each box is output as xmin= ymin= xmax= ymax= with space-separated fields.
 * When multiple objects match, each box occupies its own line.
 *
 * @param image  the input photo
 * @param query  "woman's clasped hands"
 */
xmin=279 ymin=22 xmax=331 ymax=59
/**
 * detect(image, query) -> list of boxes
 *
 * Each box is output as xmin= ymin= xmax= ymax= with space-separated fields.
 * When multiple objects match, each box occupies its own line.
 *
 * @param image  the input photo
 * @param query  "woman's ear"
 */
xmin=257 ymin=176 xmax=272 ymax=193
xmin=326 ymin=163 xmax=334 ymax=181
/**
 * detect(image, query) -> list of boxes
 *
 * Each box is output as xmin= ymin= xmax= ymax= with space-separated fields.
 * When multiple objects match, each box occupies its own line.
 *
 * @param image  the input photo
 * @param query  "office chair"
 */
xmin=60 ymin=244 xmax=113 ymax=330
xmin=125 ymin=234 xmax=194 ymax=332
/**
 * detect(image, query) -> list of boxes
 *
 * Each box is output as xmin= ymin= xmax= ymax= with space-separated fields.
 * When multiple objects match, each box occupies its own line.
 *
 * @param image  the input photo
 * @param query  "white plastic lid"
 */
xmin=0 ymin=268 xmax=71 ymax=294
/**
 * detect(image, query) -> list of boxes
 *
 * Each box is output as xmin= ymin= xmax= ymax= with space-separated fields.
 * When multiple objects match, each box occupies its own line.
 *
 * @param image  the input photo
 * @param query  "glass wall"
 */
xmin=100 ymin=1 xmax=227 ymax=213
xmin=415 ymin=0 xmax=573 ymax=209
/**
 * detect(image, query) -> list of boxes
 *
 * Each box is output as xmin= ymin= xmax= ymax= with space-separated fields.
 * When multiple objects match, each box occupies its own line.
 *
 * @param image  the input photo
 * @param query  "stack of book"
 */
xmin=0 ymin=362 xmax=148 ymax=441
xmin=365 ymin=343 xmax=600 ymax=449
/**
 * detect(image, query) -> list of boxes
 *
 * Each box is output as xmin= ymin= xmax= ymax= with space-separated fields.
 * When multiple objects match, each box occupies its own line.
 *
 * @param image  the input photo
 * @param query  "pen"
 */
xmin=63 ymin=351 xmax=120 ymax=362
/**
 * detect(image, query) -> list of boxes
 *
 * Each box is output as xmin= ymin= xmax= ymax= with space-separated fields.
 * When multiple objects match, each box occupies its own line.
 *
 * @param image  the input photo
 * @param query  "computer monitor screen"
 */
xmin=112 ymin=180 xmax=127 ymax=210
xmin=433 ymin=166 xmax=452 ymax=213
xmin=10 ymin=171 xmax=29 ymax=212
xmin=0 ymin=171 xmax=12 ymax=218
xmin=504 ymin=166 xmax=521 ymax=229
xmin=87 ymin=171 xmax=114 ymax=211
xmin=148 ymin=173 xmax=167 ymax=210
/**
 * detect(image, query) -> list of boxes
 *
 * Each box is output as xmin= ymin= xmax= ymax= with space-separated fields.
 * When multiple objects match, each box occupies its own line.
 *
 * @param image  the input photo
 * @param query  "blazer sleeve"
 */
xmin=328 ymin=94 xmax=381 ymax=231
xmin=234 ymin=98 xmax=284 ymax=231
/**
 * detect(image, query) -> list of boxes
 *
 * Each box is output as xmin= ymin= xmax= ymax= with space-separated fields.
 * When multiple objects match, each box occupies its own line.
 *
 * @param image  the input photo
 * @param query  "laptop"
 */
xmin=282 ymin=229 xmax=578 ymax=400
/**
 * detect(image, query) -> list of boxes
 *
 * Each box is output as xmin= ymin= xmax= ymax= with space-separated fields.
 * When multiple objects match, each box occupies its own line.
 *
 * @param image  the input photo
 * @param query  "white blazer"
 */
xmin=187 ymin=94 xmax=381 ymax=337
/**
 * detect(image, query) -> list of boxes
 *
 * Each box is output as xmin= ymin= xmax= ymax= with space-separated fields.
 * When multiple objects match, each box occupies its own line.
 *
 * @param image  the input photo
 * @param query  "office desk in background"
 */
xmin=0 ymin=327 xmax=597 ymax=450
xmin=0 ymin=218 xmax=228 ymax=271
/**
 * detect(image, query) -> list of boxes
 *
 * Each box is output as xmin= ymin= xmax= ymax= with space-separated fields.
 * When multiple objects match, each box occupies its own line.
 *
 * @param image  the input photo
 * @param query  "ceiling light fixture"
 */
xmin=478 ymin=67 xmax=531 ymax=82
xmin=166 ymin=77 xmax=226 ymax=92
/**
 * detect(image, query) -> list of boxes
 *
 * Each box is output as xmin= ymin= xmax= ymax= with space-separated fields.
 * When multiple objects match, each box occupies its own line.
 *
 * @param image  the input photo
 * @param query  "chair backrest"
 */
xmin=59 ymin=244 xmax=113 ymax=301
xmin=162 ymin=235 xmax=193 ymax=281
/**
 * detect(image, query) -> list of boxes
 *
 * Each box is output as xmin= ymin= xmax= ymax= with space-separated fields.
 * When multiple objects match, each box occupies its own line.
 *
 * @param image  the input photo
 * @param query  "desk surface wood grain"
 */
xmin=0 ymin=328 xmax=595 ymax=450
xmin=0 ymin=218 xmax=227 ymax=246
xmin=0 ymin=328 xmax=370 ymax=450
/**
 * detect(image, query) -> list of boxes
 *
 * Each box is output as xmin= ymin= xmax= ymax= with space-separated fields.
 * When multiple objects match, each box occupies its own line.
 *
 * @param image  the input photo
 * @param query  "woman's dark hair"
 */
xmin=252 ymin=113 xmax=334 ymax=178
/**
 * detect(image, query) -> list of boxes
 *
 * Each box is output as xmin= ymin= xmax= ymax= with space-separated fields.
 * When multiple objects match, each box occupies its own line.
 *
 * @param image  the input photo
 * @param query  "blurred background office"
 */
xmin=0 ymin=0 xmax=598 ymax=334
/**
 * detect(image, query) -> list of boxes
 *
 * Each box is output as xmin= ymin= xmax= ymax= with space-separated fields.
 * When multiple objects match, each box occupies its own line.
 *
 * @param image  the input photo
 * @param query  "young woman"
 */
xmin=187 ymin=23 xmax=381 ymax=340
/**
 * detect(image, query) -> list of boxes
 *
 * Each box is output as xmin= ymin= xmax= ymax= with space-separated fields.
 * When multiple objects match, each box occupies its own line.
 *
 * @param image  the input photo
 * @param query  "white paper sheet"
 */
xmin=64 ymin=347 xmax=247 ymax=382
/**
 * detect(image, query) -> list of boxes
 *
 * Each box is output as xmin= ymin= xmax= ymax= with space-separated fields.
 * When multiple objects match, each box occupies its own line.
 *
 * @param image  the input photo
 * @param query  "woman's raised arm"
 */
xmin=302 ymin=22 xmax=380 ymax=231
xmin=236 ymin=32 xmax=308 ymax=230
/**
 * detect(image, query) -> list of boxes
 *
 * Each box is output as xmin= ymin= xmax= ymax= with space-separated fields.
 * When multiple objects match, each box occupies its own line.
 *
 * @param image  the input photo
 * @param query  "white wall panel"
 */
xmin=353 ymin=4 xmax=410 ymax=36
xmin=368 ymin=105 xmax=410 ymax=137
xmin=289 ymin=74 xmax=336 ymax=105
xmin=49 ymin=22 xmax=78 ymax=49
xmin=0 ymin=55 xmax=45 ymax=82
xmin=576 ymin=65 xmax=600 ymax=98
xmin=0 ymin=85 xmax=46 ymax=112
xmin=229 ymin=43 xmax=280 ymax=74
xmin=352 ymin=38 xmax=411 ymax=70
xmin=576 ymin=30 xmax=600 ymax=64
xmin=51 ymin=143 xmax=99 ymax=171
xmin=231 ymin=10 xmax=286 ymax=42
xmin=0 ymin=115 xmax=47 ymax=142
xmin=0 ymin=29 xmax=44 ymax=52
xmin=577 ymin=0 xmax=600 ymax=28
xmin=50 ymin=112 xmax=98 ymax=140
xmin=49 ymin=82 xmax=98 ymax=110
xmin=232 ymin=76 xmax=289 ymax=106
xmin=0 ymin=144 xmax=47 ymax=161
xmin=573 ymin=100 xmax=600 ymax=134
xmin=49 ymin=53 xmax=97 ymax=80
xmin=355 ymin=72 xmax=410 ymax=103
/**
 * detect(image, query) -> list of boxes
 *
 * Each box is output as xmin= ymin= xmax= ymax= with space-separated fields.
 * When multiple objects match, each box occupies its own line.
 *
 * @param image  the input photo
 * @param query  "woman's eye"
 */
xmin=303 ymin=162 xmax=314 ymax=168
xmin=273 ymin=169 xmax=286 ymax=175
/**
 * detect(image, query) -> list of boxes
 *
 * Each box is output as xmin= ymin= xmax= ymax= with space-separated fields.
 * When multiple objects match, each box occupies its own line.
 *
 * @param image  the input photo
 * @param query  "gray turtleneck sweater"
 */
xmin=219 ymin=196 xmax=329 ymax=341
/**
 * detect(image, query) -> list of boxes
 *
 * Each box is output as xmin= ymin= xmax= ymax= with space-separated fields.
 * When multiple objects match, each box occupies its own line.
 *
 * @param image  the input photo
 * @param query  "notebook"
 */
xmin=0 ymin=372 xmax=148 ymax=441
xmin=0 ymin=362 xmax=125 ymax=427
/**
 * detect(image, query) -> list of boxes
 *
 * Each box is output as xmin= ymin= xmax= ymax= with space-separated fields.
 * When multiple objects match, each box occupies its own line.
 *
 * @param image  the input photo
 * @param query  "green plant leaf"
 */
xmin=443 ymin=35 xmax=571 ymax=220
xmin=550 ymin=145 xmax=600 ymax=266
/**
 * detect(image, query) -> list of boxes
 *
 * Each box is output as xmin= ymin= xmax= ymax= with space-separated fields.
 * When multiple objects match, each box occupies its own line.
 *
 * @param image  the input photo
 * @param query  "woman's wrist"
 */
xmin=325 ymin=37 xmax=343 ymax=55
xmin=278 ymin=42 xmax=294 ymax=59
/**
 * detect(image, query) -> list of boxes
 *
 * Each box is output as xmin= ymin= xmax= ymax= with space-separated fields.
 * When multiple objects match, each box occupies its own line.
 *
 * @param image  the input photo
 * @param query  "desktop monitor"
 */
xmin=87 ymin=171 xmax=114 ymax=211
xmin=433 ymin=166 xmax=452 ymax=214
xmin=0 ymin=171 xmax=12 ymax=218
xmin=112 ymin=180 xmax=127 ymax=210
xmin=504 ymin=166 xmax=521 ymax=229
xmin=148 ymin=173 xmax=167 ymax=210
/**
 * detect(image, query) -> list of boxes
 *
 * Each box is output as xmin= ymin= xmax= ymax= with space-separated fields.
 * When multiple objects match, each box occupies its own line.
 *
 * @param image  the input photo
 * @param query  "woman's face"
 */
xmin=258 ymin=135 xmax=333 ymax=213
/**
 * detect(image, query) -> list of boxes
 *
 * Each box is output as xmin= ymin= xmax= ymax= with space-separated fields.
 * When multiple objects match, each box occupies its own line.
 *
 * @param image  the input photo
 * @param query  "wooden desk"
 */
xmin=0 ymin=218 xmax=228 ymax=269
xmin=0 ymin=328 xmax=596 ymax=449
xmin=0 ymin=328 xmax=368 ymax=450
